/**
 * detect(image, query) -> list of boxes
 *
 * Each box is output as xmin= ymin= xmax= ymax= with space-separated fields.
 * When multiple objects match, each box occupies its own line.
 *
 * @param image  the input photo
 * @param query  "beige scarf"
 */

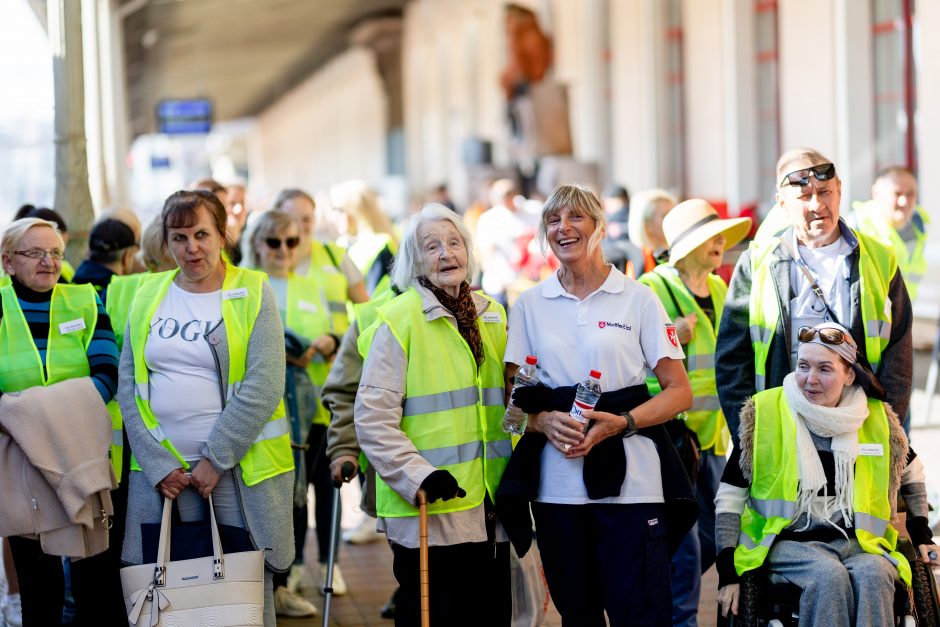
xmin=782 ymin=373 xmax=869 ymax=529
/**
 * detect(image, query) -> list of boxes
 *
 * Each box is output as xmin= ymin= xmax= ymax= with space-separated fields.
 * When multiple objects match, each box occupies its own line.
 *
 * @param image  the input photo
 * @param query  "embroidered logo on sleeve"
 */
xmin=666 ymin=323 xmax=679 ymax=348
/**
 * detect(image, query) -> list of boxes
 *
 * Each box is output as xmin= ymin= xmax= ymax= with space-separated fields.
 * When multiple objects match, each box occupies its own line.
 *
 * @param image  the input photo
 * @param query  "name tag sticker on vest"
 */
xmin=860 ymin=443 xmax=884 ymax=457
xmin=298 ymin=301 xmax=319 ymax=314
xmin=482 ymin=312 xmax=501 ymax=323
xmin=58 ymin=318 xmax=86 ymax=335
xmin=222 ymin=288 xmax=249 ymax=301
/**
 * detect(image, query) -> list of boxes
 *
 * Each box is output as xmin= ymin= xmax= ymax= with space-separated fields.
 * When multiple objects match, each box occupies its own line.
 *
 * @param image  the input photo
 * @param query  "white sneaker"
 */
xmin=286 ymin=563 xmax=317 ymax=594
xmin=1 ymin=593 xmax=23 ymax=627
xmin=342 ymin=517 xmax=384 ymax=545
xmin=274 ymin=586 xmax=318 ymax=618
xmin=319 ymin=563 xmax=348 ymax=596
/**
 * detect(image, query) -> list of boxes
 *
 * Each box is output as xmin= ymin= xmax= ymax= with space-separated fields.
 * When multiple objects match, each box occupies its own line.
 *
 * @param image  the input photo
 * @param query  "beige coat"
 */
xmin=0 ymin=377 xmax=116 ymax=558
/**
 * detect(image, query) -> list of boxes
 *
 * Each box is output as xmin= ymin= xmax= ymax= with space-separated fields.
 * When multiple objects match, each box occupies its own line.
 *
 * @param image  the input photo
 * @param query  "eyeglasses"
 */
xmin=779 ymin=163 xmax=837 ymax=188
xmin=798 ymin=326 xmax=848 ymax=345
xmin=265 ymin=237 xmax=300 ymax=250
xmin=14 ymin=248 xmax=65 ymax=261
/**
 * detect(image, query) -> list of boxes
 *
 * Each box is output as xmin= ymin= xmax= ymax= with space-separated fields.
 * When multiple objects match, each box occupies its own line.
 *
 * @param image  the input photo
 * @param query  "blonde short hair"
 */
xmin=537 ymin=184 xmax=606 ymax=258
xmin=627 ymin=189 xmax=678 ymax=248
xmin=139 ymin=215 xmax=175 ymax=272
xmin=1 ymin=218 xmax=64 ymax=258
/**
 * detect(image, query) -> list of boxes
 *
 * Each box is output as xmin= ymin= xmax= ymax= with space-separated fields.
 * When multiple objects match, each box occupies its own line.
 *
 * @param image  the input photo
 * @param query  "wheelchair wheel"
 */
xmin=736 ymin=571 xmax=761 ymax=627
xmin=911 ymin=557 xmax=939 ymax=627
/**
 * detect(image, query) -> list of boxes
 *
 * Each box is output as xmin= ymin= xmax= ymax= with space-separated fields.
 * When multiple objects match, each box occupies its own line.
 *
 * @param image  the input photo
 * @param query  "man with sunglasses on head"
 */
xmin=716 ymin=147 xmax=913 ymax=444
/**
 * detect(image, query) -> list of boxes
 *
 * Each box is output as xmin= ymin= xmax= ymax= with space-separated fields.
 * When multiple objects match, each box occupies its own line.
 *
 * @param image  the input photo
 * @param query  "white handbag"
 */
xmin=120 ymin=495 xmax=265 ymax=626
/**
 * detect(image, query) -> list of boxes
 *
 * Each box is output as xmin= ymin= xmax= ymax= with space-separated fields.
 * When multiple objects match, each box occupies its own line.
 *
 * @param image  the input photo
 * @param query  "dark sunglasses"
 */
xmin=798 ymin=326 xmax=848 ymax=345
xmin=265 ymin=237 xmax=300 ymax=249
xmin=779 ymin=163 xmax=837 ymax=188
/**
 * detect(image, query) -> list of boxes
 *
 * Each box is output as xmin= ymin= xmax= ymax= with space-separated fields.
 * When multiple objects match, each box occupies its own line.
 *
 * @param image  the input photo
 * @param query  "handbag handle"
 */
xmin=154 ymin=493 xmax=226 ymax=585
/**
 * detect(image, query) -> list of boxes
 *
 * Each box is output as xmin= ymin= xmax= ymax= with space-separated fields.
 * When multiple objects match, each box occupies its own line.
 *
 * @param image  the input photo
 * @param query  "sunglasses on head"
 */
xmin=798 ymin=326 xmax=848 ymax=345
xmin=265 ymin=237 xmax=300 ymax=250
xmin=779 ymin=163 xmax=837 ymax=188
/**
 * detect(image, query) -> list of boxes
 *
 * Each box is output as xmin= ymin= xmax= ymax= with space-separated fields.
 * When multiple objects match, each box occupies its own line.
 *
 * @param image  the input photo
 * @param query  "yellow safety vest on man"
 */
xmin=734 ymin=387 xmax=911 ymax=586
xmin=0 ymin=283 xmax=123 ymax=476
xmin=127 ymin=265 xmax=293 ymax=486
xmin=640 ymin=265 xmax=730 ymax=455
xmin=748 ymin=231 xmax=895 ymax=392
xmin=306 ymin=240 xmax=351 ymax=334
xmin=359 ymin=288 xmax=511 ymax=518
xmin=284 ymin=273 xmax=334 ymax=426
xmin=852 ymin=201 xmax=929 ymax=301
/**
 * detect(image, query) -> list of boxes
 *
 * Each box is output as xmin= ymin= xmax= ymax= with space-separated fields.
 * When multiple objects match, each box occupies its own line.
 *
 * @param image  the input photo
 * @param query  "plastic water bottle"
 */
xmin=570 ymin=370 xmax=602 ymax=432
xmin=502 ymin=355 xmax=539 ymax=435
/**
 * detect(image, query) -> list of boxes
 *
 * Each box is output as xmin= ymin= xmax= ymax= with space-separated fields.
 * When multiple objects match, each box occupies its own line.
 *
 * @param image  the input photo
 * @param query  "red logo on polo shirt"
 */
xmin=598 ymin=321 xmax=606 ymax=328
xmin=598 ymin=321 xmax=631 ymax=330
xmin=666 ymin=323 xmax=679 ymax=348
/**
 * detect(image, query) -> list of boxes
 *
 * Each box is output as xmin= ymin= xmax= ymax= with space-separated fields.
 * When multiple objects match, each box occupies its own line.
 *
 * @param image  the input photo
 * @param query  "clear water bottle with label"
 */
xmin=502 ymin=355 xmax=539 ymax=435
xmin=570 ymin=370 xmax=602 ymax=432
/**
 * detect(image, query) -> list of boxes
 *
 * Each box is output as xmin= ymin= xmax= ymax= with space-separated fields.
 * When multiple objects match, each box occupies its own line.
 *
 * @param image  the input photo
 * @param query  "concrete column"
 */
xmin=49 ymin=0 xmax=94 ymax=263
xmin=609 ymin=0 xmax=664 ymax=192
xmin=681 ymin=0 xmax=727 ymax=203
xmin=777 ymin=0 xmax=838 ymax=157
xmin=834 ymin=0 xmax=875 ymax=207
xmin=721 ymin=0 xmax=759 ymax=215
xmin=916 ymin=1 xmax=940 ymax=317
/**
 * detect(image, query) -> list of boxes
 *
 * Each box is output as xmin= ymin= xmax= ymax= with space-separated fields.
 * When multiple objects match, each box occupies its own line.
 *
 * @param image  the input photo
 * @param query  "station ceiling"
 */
xmin=119 ymin=0 xmax=406 ymax=137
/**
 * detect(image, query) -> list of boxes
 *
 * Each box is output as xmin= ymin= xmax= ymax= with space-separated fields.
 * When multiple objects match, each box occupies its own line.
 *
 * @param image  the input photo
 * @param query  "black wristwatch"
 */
xmin=619 ymin=411 xmax=638 ymax=438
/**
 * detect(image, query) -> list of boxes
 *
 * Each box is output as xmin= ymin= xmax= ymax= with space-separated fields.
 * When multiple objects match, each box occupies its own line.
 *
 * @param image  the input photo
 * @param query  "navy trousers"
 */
xmin=532 ymin=502 xmax=672 ymax=627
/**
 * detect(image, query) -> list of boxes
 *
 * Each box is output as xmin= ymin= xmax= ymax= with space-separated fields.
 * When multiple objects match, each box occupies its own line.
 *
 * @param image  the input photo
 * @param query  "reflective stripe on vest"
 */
xmin=362 ymin=288 xmax=510 ymax=518
xmin=0 ymin=283 xmax=98 ymax=391
xmin=748 ymin=230 xmax=895 ymax=385
xmin=307 ymin=240 xmax=350 ymax=334
xmin=127 ymin=266 xmax=293 ymax=486
xmin=640 ymin=266 xmax=730 ymax=455
xmin=853 ymin=201 xmax=928 ymax=301
xmin=734 ymin=387 xmax=911 ymax=586
xmin=284 ymin=273 xmax=333 ymax=426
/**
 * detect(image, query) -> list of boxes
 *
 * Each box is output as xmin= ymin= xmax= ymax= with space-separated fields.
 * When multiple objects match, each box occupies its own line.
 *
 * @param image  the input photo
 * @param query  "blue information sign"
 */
xmin=157 ymin=99 xmax=213 ymax=134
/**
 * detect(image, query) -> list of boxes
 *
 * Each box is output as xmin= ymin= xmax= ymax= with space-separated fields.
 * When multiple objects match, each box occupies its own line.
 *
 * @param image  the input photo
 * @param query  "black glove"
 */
xmin=511 ymin=383 xmax=556 ymax=414
xmin=419 ymin=470 xmax=466 ymax=504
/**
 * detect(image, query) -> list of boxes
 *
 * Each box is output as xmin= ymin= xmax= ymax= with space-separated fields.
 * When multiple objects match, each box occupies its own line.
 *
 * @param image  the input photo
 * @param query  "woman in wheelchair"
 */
xmin=715 ymin=322 xmax=939 ymax=625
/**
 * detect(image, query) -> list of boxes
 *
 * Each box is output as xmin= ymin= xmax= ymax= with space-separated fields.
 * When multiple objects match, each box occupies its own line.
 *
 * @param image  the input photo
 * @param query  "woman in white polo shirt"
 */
xmin=504 ymin=184 xmax=693 ymax=625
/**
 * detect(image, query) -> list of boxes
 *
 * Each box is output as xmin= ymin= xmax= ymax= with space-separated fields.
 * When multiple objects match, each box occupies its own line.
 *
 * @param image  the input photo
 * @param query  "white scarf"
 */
xmin=782 ymin=373 xmax=869 ymax=529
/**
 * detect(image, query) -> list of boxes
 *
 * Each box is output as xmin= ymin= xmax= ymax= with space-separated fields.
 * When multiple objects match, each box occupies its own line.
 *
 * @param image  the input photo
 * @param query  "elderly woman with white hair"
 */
xmin=354 ymin=203 xmax=512 ymax=626
xmin=502 ymin=184 xmax=694 ymax=625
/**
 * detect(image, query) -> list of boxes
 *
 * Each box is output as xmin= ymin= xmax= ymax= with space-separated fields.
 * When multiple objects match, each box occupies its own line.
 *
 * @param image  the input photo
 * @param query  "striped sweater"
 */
xmin=0 ymin=278 xmax=119 ymax=402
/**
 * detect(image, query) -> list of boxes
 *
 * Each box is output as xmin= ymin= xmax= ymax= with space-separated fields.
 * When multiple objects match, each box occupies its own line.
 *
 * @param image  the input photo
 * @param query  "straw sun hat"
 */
xmin=662 ymin=199 xmax=752 ymax=265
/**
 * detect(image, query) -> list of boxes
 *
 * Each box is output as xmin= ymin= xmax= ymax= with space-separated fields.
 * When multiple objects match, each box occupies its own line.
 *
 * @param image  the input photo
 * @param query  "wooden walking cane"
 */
xmin=417 ymin=488 xmax=430 ymax=627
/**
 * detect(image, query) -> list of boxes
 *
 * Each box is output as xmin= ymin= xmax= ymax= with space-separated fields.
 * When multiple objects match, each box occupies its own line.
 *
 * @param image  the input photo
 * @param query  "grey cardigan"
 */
xmin=715 ymin=223 xmax=913 ymax=444
xmin=118 ymin=282 xmax=294 ymax=571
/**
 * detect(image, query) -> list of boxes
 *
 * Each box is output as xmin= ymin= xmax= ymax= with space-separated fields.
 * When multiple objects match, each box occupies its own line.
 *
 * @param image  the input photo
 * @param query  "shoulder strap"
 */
xmin=323 ymin=243 xmax=341 ymax=269
xmin=774 ymin=236 xmax=844 ymax=327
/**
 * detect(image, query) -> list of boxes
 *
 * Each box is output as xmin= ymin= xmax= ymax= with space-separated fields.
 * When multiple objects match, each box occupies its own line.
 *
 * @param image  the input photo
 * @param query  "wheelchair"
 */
xmin=718 ymin=538 xmax=940 ymax=626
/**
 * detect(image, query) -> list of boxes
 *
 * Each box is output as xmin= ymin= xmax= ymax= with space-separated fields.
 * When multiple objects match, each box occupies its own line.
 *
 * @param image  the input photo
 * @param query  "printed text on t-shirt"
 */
xmin=149 ymin=317 xmax=222 ymax=342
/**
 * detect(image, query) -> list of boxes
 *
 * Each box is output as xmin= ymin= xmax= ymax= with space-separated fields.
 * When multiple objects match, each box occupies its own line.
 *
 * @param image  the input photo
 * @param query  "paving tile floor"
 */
xmin=276 ymin=528 xmax=722 ymax=626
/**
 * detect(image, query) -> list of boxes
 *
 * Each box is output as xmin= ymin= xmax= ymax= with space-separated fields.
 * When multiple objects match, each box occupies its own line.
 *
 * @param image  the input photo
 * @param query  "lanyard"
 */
xmin=775 ymin=236 xmax=844 ymax=326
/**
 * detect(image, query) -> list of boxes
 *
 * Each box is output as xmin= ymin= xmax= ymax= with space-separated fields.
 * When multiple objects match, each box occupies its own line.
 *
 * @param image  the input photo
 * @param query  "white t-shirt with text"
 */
xmin=145 ymin=283 xmax=224 ymax=462
xmin=505 ymin=266 xmax=685 ymax=505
